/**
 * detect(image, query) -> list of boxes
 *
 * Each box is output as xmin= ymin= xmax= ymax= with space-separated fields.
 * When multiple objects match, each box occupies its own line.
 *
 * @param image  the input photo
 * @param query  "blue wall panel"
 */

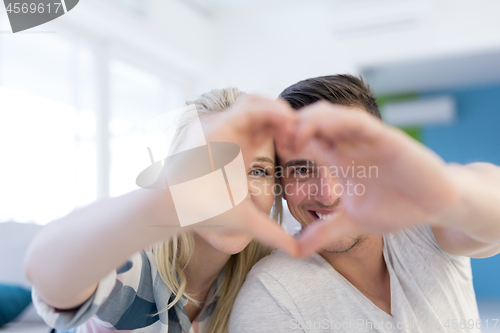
xmin=422 ymin=83 xmax=500 ymax=298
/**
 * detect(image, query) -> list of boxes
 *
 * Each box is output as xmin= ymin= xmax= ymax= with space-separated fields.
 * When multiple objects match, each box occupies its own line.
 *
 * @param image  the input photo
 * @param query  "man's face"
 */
xmin=278 ymin=139 xmax=365 ymax=253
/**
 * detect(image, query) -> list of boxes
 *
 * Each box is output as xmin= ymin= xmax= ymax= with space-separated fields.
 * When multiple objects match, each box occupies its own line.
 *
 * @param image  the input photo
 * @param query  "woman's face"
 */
xmin=190 ymin=126 xmax=277 ymax=255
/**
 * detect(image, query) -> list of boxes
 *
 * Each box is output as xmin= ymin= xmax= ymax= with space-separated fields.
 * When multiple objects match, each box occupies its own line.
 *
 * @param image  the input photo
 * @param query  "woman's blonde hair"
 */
xmin=150 ymin=88 xmax=283 ymax=333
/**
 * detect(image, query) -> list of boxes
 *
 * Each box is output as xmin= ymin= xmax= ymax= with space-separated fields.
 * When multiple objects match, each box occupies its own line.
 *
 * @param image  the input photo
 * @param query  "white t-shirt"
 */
xmin=229 ymin=225 xmax=480 ymax=333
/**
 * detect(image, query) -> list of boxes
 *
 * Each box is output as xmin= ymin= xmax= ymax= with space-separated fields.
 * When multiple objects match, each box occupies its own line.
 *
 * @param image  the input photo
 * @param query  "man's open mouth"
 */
xmin=308 ymin=210 xmax=336 ymax=221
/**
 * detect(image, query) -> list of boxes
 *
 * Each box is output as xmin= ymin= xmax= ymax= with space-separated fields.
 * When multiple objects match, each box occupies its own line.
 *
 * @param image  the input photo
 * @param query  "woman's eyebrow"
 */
xmin=255 ymin=156 xmax=275 ymax=164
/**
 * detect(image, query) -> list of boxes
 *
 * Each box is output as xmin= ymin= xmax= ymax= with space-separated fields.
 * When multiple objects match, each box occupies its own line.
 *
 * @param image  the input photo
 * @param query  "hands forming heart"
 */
xmin=201 ymin=95 xmax=461 ymax=257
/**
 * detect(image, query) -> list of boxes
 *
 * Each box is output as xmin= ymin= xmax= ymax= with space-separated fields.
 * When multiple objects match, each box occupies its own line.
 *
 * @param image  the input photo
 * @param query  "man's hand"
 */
xmin=292 ymin=102 xmax=462 ymax=255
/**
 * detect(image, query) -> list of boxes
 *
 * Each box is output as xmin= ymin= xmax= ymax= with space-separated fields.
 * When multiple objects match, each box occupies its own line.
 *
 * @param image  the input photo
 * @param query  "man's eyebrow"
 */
xmin=255 ymin=157 xmax=275 ymax=164
xmin=283 ymin=159 xmax=315 ymax=168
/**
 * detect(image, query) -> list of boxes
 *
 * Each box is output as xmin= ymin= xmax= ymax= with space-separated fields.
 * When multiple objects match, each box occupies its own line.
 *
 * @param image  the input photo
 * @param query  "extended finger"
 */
xmin=234 ymin=96 xmax=298 ymax=149
xmin=293 ymin=102 xmax=385 ymax=152
xmin=291 ymin=102 xmax=332 ymax=153
xmin=244 ymin=210 xmax=300 ymax=257
xmin=296 ymin=211 xmax=359 ymax=257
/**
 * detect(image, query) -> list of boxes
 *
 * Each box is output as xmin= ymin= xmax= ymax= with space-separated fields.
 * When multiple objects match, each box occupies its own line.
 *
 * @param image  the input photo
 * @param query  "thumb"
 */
xmin=296 ymin=211 xmax=359 ymax=257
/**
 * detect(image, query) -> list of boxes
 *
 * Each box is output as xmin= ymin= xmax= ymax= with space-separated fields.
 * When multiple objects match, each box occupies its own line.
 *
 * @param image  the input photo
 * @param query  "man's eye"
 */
xmin=294 ymin=167 xmax=309 ymax=175
xmin=249 ymin=168 xmax=269 ymax=177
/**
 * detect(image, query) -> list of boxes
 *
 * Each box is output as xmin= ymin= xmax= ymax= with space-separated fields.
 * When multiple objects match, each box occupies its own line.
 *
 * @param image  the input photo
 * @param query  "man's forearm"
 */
xmin=432 ymin=162 xmax=500 ymax=245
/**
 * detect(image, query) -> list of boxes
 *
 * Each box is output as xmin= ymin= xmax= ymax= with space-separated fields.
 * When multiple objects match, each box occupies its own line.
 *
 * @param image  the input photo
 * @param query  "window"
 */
xmin=0 ymin=30 xmax=98 ymax=225
xmin=0 ymin=28 xmax=185 ymax=225
xmin=108 ymin=59 xmax=184 ymax=197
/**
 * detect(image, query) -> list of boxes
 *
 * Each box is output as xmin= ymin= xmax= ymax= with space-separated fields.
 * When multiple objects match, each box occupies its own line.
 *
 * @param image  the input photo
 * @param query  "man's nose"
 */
xmin=311 ymin=169 xmax=339 ymax=207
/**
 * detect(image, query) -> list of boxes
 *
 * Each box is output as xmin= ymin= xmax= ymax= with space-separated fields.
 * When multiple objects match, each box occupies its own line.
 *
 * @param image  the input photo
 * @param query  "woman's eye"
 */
xmin=249 ymin=168 xmax=269 ymax=177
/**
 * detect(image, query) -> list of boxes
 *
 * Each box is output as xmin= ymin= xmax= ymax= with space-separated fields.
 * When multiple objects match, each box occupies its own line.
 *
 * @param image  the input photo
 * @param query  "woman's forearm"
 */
xmin=24 ymin=188 xmax=181 ymax=309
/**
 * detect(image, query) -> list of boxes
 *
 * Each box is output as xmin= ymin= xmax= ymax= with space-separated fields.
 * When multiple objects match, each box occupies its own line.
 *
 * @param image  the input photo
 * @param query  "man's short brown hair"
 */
xmin=278 ymin=74 xmax=382 ymax=119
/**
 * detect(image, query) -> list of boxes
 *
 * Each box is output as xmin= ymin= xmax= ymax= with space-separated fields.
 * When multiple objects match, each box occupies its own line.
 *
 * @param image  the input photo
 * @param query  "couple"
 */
xmin=25 ymin=75 xmax=500 ymax=333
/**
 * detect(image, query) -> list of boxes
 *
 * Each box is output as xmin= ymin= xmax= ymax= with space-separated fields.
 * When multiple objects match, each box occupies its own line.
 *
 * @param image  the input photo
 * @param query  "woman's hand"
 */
xmin=203 ymin=94 xmax=298 ymax=155
xmin=176 ymin=95 xmax=300 ymax=256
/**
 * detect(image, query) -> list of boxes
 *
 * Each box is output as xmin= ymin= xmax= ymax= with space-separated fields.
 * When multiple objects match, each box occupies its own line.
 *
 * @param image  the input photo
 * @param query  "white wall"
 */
xmin=199 ymin=0 xmax=354 ymax=96
xmin=199 ymin=0 xmax=500 ymax=97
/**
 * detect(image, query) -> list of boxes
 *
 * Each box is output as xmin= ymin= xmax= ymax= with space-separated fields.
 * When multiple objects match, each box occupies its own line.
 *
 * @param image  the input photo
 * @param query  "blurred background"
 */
xmin=1 ymin=0 xmax=499 ymax=331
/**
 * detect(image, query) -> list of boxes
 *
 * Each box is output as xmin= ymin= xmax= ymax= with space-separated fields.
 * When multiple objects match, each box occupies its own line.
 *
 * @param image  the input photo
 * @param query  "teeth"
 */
xmin=315 ymin=212 xmax=329 ymax=220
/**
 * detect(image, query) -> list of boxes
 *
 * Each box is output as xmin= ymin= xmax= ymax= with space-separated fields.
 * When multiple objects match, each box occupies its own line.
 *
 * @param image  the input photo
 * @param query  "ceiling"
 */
xmin=179 ymin=0 xmax=422 ymax=14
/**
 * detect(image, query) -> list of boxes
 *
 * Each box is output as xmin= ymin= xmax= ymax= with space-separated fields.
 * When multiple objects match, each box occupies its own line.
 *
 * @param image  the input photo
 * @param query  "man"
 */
xmin=229 ymin=75 xmax=500 ymax=332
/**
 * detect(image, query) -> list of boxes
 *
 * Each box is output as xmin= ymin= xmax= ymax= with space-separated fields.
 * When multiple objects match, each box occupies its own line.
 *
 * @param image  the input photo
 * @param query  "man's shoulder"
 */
xmin=390 ymin=224 xmax=469 ymax=261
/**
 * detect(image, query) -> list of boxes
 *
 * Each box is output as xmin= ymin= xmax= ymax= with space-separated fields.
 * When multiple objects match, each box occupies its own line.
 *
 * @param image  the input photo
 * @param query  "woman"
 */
xmin=24 ymin=88 xmax=298 ymax=333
